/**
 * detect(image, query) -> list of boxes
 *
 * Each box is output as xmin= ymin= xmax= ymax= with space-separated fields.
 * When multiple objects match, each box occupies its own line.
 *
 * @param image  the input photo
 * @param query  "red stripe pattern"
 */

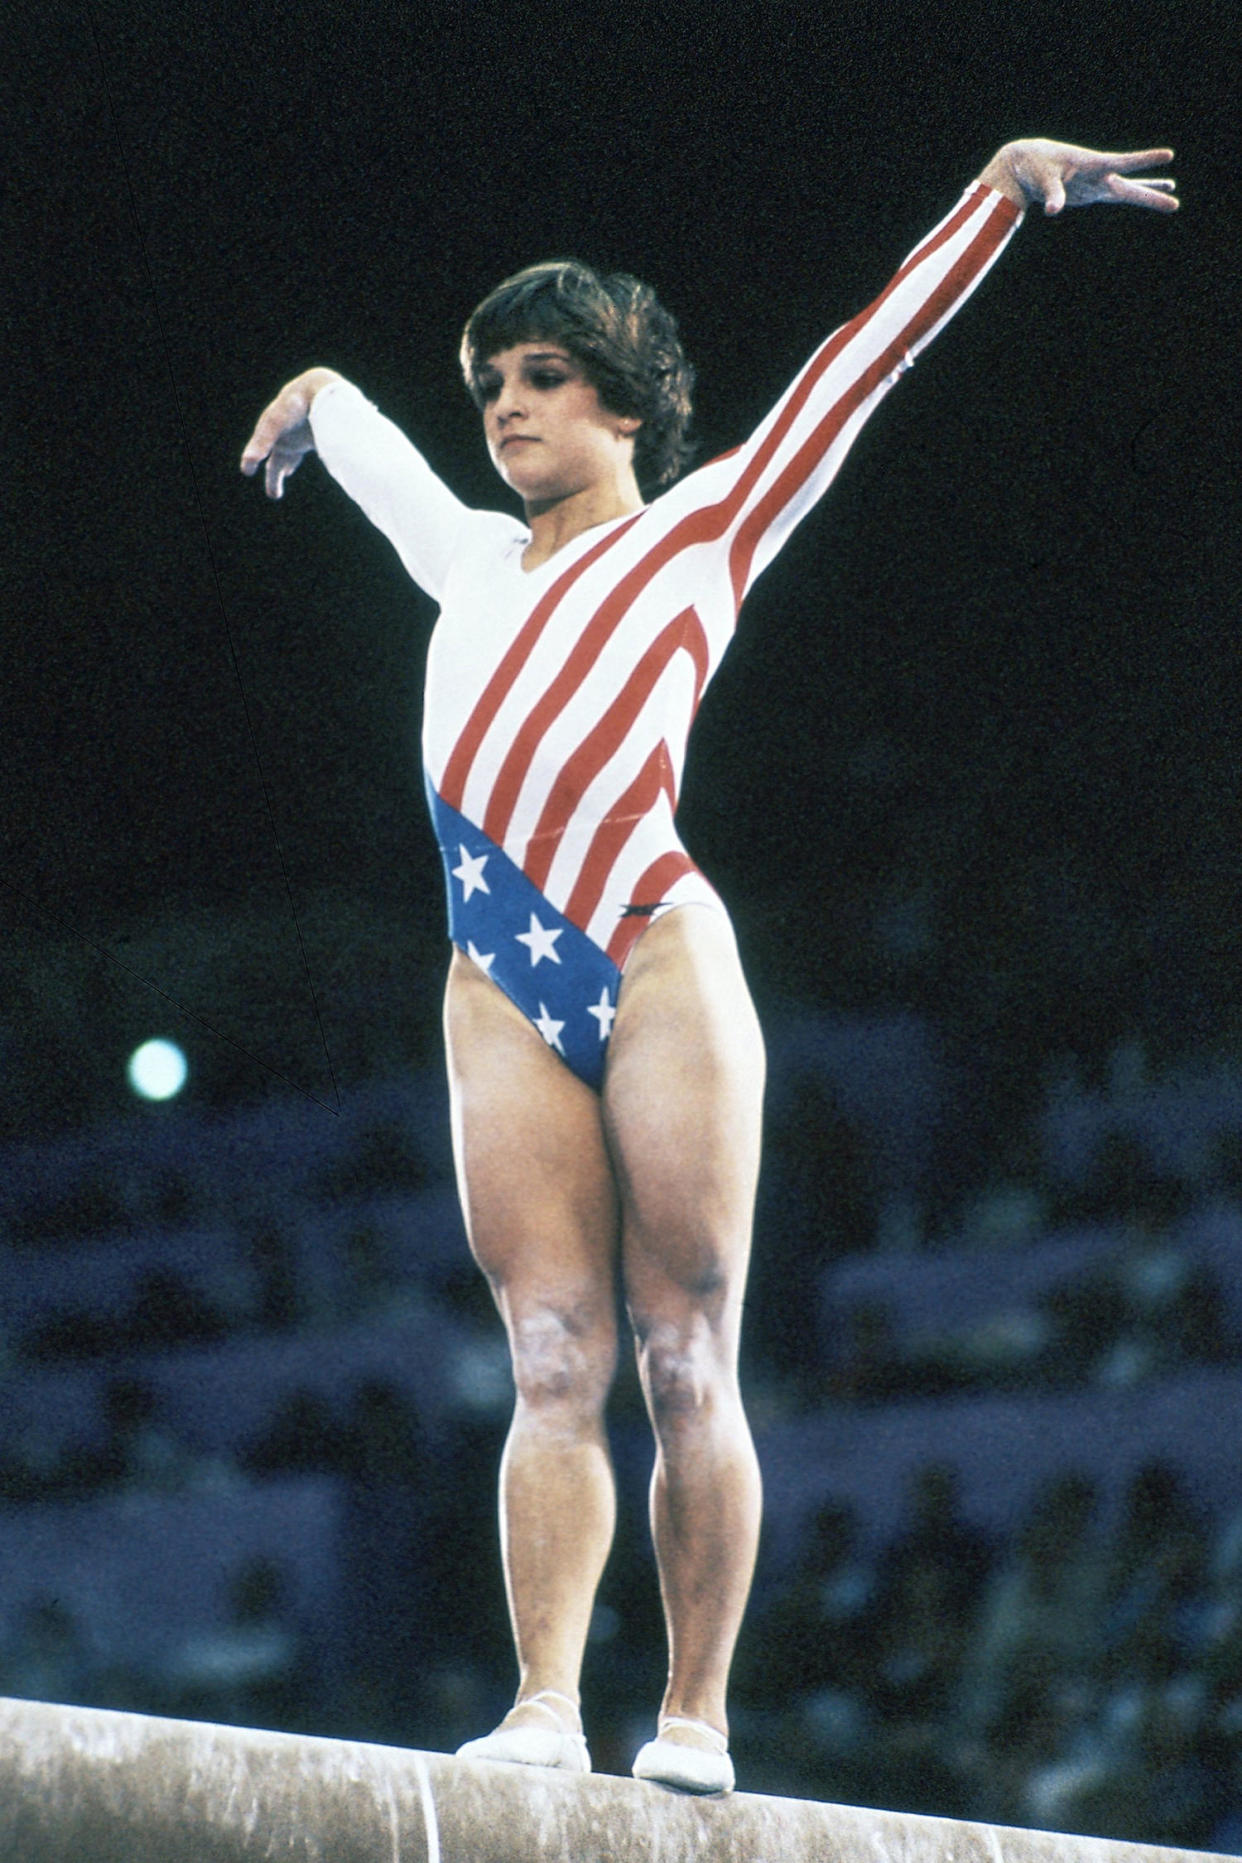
xmin=422 ymin=185 xmax=1018 ymax=962
xmin=319 ymin=186 xmax=1021 ymax=1029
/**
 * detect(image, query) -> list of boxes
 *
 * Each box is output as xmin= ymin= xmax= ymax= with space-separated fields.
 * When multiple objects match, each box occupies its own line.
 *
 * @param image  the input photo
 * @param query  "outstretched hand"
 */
xmin=240 ymin=368 xmax=344 ymax=499
xmin=981 ymin=141 xmax=1178 ymax=216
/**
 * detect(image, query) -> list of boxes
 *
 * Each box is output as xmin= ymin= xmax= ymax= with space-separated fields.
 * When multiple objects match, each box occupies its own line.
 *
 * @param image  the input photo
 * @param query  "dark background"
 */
xmin=2 ymin=1 xmax=1242 ymax=1839
xmin=4 ymin=0 xmax=1238 ymax=1141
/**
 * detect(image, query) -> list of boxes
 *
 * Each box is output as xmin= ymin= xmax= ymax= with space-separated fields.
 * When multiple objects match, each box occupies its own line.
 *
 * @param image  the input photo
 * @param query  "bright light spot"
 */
xmin=127 ymin=1038 xmax=188 ymax=1102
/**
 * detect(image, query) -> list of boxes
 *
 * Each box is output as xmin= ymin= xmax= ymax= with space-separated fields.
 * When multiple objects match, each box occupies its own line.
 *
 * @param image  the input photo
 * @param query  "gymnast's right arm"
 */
xmin=240 ymin=368 xmax=470 ymax=605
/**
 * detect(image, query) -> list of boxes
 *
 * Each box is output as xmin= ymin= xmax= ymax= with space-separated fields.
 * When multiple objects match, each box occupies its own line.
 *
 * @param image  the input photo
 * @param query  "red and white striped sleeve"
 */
xmin=701 ymin=183 xmax=1024 ymax=607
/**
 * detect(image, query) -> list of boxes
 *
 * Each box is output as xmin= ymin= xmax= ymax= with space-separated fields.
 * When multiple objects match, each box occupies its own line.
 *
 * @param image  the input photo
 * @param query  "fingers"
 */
xmin=1106 ymin=147 xmax=1175 ymax=172
xmin=242 ymin=431 xmax=288 ymax=497
xmin=262 ymin=440 xmax=307 ymax=500
xmin=239 ymin=409 xmax=282 ymax=478
xmin=240 ymin=391 xmax=317 ymax=498
xmin=1085 ymin=146 xmax=1178 ymax=211
xmin=1107 ymin=173 xmax=1180 ymax=212
xmin=239 ymin=419 xmax=270 ymax=476
xmin=1073 ymin=147 xmax=1175 ymax=178
xmin=1029 ymin=142 xmax=1179 ymax=214
xmin=239 ymin=382 xmax=313 ymax=481
xmin=239 ymin=427 xmax=298 ymax=499
xmin=1042 ymin=170 xmax=1067 ymax=217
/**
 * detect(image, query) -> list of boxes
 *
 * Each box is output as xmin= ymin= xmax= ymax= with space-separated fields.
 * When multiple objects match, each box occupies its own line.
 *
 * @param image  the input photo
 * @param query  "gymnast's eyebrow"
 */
xmin=477 ymin=348 xmax=572 ymax=380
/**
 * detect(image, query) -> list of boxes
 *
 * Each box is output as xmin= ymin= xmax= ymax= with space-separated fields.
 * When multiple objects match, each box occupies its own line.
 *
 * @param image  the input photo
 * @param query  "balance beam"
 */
xmin=0 ymin=1696 xmax=1225 ymax=1863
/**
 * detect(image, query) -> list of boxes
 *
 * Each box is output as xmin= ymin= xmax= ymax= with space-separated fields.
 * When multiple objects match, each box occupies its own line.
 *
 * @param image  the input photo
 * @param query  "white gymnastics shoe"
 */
xmin=632 ymin=1714 xmax=735 ymax=1795
xmin=456 ymin=1688 xmax=591 ymax=1774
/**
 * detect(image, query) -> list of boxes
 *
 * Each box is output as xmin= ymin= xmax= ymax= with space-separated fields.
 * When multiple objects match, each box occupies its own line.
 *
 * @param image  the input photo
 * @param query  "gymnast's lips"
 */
xmin=499 ymin=433 xmax=537 ymax=451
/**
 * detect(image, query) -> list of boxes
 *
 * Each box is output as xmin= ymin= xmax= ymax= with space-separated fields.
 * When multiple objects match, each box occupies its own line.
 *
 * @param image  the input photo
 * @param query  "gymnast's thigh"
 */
xmin=602 ymin=906 xmax=766 ymax=1329
xmin=442 ymin=948 xmax=621 ymax=1314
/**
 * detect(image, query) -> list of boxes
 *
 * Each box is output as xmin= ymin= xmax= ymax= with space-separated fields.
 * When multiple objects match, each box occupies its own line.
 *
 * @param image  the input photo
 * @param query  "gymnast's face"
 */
xmin=476 ymin=341 xmax=639 ymax=509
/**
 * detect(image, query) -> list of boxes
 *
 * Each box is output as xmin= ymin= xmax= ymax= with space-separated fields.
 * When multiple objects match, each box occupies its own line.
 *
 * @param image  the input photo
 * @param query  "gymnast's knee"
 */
xmin=505 ymin=1302 xmax=618 ymax=1417
xmin=632 ymin=1313 xmax=735 ymax=1430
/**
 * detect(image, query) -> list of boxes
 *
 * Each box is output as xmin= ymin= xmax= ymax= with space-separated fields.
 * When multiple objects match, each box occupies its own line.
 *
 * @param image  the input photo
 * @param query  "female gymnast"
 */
xmin=242 ymin=139 xmax=1176 ymax=1794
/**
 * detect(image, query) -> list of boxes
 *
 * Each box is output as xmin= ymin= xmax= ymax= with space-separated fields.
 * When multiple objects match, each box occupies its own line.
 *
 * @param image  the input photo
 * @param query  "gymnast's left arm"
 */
xmin=716 ymin=138 xmax=1177 ymax=601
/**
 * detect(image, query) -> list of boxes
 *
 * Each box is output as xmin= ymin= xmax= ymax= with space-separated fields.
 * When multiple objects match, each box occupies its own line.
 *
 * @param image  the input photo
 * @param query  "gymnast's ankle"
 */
xmin=511 ymin=1686 xmax=582 ymax=1730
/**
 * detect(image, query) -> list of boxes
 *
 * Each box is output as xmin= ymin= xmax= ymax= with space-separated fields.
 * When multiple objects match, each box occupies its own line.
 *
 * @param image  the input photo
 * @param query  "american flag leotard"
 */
xmin=310 ymin=183 xmax=1022 ymax=1088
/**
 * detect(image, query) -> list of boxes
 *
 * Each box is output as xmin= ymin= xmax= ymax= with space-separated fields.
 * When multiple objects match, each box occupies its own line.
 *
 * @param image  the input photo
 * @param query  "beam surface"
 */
xmin=0 ymin=1696 xmax=1228 ymax=1863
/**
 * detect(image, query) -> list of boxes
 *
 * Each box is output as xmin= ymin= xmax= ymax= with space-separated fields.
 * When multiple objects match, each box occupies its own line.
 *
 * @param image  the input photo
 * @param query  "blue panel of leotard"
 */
xmin=425 ymin=779 xmax=621 ymax=1093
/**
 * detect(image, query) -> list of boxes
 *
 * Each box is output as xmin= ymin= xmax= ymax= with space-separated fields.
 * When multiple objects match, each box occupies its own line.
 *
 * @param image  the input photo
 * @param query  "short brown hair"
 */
xmin=460 ymin=260 xmax=696 ymax=495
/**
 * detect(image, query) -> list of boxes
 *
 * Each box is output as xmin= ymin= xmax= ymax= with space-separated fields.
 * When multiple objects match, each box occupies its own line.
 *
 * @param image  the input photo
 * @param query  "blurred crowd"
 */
xmin=738 ymin=1461 xmax=1242 ymax=1848
xmin=1 ymin=1030 xmax=1241 ymax=1849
